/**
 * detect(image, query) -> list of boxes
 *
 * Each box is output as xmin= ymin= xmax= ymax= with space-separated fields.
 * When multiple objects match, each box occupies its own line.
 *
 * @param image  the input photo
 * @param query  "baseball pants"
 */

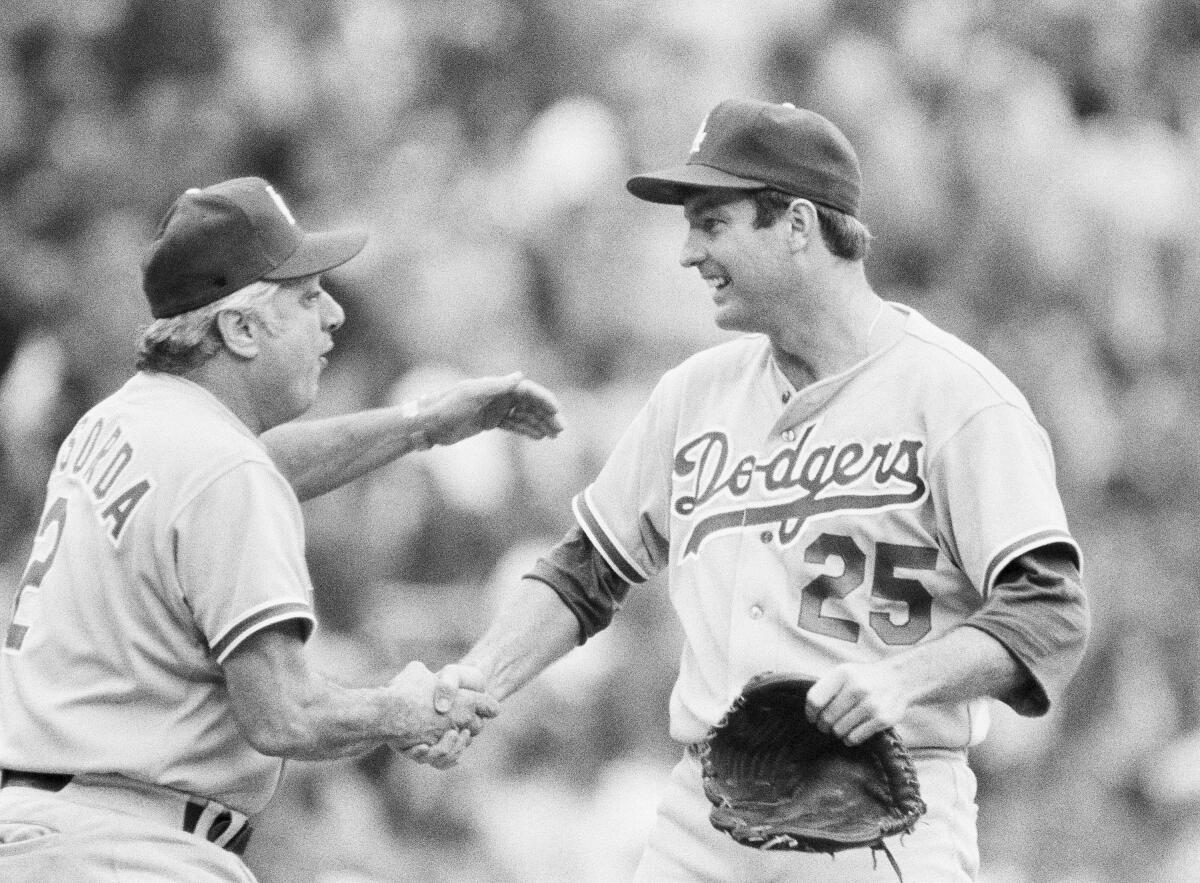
xmin=0 ymin=780 xmax=257 ymax=883
xmin=632 ymin=746 xmax=980 ymax=882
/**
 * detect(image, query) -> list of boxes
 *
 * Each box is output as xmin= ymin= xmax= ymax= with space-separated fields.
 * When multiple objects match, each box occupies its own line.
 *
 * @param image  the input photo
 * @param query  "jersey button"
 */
xmin=782 ymin=429 xmax=795 ymax=441
xmin=749 ymin=605 xmax=764 ymax=619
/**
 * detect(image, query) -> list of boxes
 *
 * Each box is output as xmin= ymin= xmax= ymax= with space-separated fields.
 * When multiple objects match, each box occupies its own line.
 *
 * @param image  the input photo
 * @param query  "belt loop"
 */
xmin=184 ymin=798 xmax=252 ymax=856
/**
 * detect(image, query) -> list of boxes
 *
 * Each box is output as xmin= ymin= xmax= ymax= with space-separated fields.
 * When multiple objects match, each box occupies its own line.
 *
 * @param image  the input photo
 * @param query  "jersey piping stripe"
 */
xmin=211 ymin=601 xmax=315 ymax=662
xmin=572 ymin=491 xmax=648 ymax=584
xmin=982 ymin=529 xmax=1081 ymax=593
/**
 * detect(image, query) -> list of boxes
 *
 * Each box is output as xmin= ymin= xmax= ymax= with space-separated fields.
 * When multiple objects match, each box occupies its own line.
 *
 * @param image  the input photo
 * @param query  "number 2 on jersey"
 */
xmin=4 ymin=496 xmax=68 ymax=652
xmin=797 ymin=531 xmax=936 ymax=645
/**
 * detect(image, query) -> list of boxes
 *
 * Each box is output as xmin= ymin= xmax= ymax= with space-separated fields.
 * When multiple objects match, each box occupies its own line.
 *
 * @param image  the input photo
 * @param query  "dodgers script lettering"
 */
xmin=672 ymin=427 xmax=926 ymax=556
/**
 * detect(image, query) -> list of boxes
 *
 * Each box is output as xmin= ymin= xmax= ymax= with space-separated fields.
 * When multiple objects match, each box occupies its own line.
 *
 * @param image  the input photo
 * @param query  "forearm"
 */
xmin=262 ymin=405 xmax=430 ymax=502
xmin=883 ymin=624 xmax=1024 ymax=709
xmin=263 ymin=374 xmax=562 ymax=502
xmin=225 ymin=628 xmax=468 ymax=759
xmin=460 ymin=577 xmax=581 ymax=701
xmin=252 ymin=679 xmax=401 ymax=761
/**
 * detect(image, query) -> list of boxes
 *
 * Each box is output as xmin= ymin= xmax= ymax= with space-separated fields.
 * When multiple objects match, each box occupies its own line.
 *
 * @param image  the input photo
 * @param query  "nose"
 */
xmin=679 ymin=229 xmax=705 ymax=268
xmin=320 ymin=290 xmax=345 ymax=332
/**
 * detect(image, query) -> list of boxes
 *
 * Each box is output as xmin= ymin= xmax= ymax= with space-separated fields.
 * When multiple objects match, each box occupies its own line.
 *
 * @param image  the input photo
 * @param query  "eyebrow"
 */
xmin=684 ymin=196 xmax=733 ymax=221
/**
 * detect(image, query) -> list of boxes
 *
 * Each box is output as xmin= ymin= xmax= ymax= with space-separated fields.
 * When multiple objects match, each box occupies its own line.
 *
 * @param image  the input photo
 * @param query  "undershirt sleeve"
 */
xmin=525 ymin=524 xmax=633 ymax=644
xmin=962 ymin=542 xmax=1088 ymax=716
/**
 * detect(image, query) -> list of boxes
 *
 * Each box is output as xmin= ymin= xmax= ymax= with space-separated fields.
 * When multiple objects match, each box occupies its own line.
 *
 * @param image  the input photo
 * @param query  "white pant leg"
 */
xmin=0 ymin=787 xmax=257 ymax=883
xmin=633 ymin=747 xmax=979 ymax=883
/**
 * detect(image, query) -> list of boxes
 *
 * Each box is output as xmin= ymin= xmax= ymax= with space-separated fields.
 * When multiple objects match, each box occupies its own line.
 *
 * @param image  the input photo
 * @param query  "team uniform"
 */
xmin=0 ymin=371 xmax=317 ymax=882
xmin=560 ymin=303 xmax=1082 ymax=881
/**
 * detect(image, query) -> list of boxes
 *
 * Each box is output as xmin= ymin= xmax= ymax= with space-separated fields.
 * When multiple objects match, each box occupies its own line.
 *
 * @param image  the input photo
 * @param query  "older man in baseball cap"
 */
xmin=0 ymin=175 xmax=563 ymax=882
xmin=420 ymin=98 xmax=1088 ymax=882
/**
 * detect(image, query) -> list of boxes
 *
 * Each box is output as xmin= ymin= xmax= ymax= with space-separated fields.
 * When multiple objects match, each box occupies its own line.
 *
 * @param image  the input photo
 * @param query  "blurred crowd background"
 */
xmin=1 ymin=0 xmax=1199 ymax=880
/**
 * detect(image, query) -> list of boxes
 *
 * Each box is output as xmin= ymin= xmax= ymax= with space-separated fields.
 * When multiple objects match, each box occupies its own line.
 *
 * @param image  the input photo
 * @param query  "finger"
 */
xmin=447 ymin=664 xmax=487 ymax=692
xmin=816 ymin=690 xmax=862 ymax=735
xmin=447 ymin=688 xmax=499 ymax=721
xmin=512 ymin=380 xmax=562 ymax=418
xmin=403 ymin=743 xmax=431 ymax=761
xmin=430 ymin=730 xmax=472 ymax=769
xmin=804 ymin=674 xmax=841 ymax=723
xmin=844 ymin=718 xmax=888 ymax=747
xmin=433 ymin=668 xmax=462 ymax=714
xmin=830 ymin=703 xmax=873 ymax=741
xmin=507 ymin=409 xmax=563 ymax=439
xmin=503 ymin=418 xmax=551 ymax=440
xmin=476 ymin=691 xmax=500 ymax=719
xmin=403 ymin=731 xmax=456 ymax=768
xmin=451 ymin=702 xmax=493 ymax=734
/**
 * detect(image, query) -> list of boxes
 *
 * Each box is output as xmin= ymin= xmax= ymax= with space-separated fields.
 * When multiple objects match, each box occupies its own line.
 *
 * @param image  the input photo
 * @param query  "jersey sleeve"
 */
xmin=929 ymin=403 xmax=1081 ymax=595
xmin=172 ymin=461 xmax=316 ymax=664
xmin=572 ymin=379 xmax=676 ymax=586
xmin=525 ymin=524 xmax=633 ymax=642
xmin=963 ymin=544 xmax=1089 ymax=716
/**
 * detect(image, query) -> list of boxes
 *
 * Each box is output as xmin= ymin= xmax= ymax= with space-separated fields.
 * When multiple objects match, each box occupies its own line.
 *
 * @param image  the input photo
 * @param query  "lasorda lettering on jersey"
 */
xmin=672 ymin=422 xmax=927 ymax=556
xmin=56 ymin=413 xmax=152 ymax=542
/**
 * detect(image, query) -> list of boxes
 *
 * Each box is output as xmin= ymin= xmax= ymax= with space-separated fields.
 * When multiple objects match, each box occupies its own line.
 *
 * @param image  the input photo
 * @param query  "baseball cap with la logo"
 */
xmin=626 ymin=98 xmax=862 ymax=217
xmin=141 ymin=177 xmax=367 ymax=319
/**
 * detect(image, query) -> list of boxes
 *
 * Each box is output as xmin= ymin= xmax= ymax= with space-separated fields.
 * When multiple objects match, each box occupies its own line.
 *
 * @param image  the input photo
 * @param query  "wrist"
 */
xmin=400 ymin=398 xmax=435 ymax=451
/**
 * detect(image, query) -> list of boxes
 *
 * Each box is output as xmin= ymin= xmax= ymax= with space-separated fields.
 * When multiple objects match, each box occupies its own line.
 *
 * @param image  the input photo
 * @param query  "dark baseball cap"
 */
xmin=626 ymin=99 xmax=861 ymax=217
xmin=141 ymin=177 xmax=368 ymax=319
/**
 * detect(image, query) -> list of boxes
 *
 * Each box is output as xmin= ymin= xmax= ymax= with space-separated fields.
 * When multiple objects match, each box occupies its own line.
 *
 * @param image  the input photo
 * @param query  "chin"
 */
xmin=713 ymin=309 xmax=750 ymax=333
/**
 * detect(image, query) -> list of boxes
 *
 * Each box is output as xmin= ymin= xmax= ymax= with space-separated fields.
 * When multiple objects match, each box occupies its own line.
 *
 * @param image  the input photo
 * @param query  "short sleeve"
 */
xmin=573 ymin=380 xmax=676 ymax=584
xmin=930 ymin=403 xmax=1081 ymax=595
xmin=173 ymin=461 xmax=316 ymax=663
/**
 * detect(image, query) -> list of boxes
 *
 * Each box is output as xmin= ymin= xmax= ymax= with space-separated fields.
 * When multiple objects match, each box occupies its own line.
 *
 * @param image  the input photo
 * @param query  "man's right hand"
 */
xmin=399 ymin=663 xmax=498 ymax=769
xmin=385 ymin=661 xmax=498 ymax=753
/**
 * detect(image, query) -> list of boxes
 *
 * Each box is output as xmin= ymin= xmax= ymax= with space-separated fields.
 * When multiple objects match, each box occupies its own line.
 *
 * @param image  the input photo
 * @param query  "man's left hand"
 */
xmin=421 ymin=373 xmax=563 ymax=446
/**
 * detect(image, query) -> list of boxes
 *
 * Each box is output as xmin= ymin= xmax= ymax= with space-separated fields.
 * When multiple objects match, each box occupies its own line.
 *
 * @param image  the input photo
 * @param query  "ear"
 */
xmin=786 ymin=198 xmax=820 ymax=251
xmin=215 ymin=309 xmax=260 ymax=359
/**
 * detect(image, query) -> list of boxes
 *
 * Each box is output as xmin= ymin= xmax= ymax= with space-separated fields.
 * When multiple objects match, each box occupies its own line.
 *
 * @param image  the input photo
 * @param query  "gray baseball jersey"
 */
xmin=573 ymin=304 xmax=1079 ymax=749
xmin=0 ymin=371 xmax=315 ymax=814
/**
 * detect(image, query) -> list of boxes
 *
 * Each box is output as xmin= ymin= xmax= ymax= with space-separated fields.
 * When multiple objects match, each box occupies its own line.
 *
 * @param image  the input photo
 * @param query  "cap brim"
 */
xmin=262 ymin=229 xmax=368 ymax=280
xmin=626 ymin=164 xmax=768 ymax=204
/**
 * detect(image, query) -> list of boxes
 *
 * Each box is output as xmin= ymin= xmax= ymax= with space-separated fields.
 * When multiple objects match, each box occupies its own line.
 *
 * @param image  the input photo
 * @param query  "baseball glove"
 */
xmin=698 ymin=672 xmax=926 ymax=880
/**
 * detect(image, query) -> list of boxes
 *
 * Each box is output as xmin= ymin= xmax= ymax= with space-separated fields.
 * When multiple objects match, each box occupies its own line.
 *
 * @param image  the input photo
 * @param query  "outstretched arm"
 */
xmin=222 ymin=622 xmax=499 ymax=761
xmin=461 ymin=577 xmax=583 ymax=701
xmin=456 ymin=524 xmax=634 ymax=700
xmin=405 ymin=525 xmax=632 ymax=766
xmin=401 ymin=578 xmax=580 ymax=768
xmin=263 ymin=373 xmax=563 ymax=501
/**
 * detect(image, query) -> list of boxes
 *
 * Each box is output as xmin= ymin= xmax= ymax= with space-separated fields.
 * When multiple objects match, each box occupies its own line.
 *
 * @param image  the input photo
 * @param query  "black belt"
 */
xmin=0 ymin=769 xmax=252 ymax=855
xmin=0 ymin=769 xmax=72 ymax=791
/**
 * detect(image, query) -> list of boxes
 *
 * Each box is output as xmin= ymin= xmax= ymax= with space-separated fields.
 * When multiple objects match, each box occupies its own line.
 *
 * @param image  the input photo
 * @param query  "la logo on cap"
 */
xmin=264 ymin=184 xmax=297 ymax=226
xmin=690 ymin=113 xmax=709 ymax=156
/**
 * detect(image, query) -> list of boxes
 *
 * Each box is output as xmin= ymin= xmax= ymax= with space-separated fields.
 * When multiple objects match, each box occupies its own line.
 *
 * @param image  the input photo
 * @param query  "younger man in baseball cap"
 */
xmin=422 ymin=98 xmax=1089 ymax=883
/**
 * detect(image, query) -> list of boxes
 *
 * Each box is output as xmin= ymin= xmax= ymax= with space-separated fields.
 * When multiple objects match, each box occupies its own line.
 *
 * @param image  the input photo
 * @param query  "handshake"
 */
xmin=386 ymin=661 xmax=499 ymax=769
